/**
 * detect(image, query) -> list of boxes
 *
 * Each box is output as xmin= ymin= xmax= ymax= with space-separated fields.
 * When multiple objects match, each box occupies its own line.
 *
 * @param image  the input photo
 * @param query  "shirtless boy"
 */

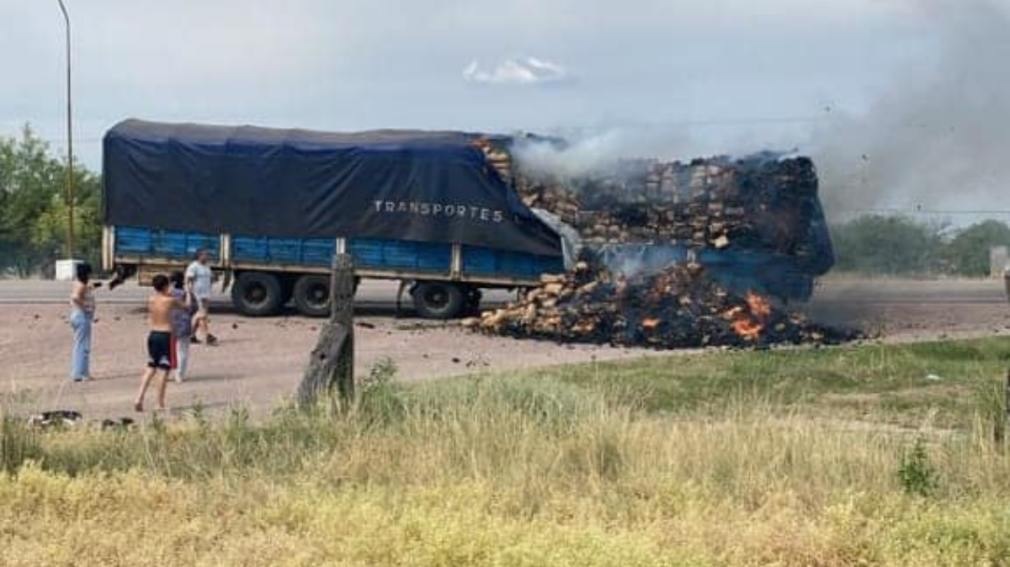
xmin=135 ymin=274 xmax=192 ymax=412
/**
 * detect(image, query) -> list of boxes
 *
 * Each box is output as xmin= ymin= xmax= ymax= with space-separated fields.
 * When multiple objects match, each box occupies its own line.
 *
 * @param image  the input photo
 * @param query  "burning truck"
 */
xmin=466 ymin=140 xmax=851 ymax=348
xmin=101 ymin=120 xmax=844 ymax=345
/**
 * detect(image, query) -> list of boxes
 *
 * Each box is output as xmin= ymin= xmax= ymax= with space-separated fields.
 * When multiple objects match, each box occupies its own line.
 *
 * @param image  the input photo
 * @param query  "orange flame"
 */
xmin=727 ymin=291 xmax=773 ymax=341
xmin=745 ymin=292 xmax=772 ymax=319
xmin=731 ymin=318 xmax=764 ymax=340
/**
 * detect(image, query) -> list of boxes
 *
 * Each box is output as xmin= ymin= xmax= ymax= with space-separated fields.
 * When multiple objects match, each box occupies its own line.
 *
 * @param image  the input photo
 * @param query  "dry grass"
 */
xmin=4 ymin=339 xmax=1010 ymax=565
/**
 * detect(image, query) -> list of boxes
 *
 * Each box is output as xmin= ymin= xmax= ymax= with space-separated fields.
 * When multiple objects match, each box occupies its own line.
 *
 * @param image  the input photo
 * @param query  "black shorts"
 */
xmin=147 ymin=331 xmax=173 ymax=370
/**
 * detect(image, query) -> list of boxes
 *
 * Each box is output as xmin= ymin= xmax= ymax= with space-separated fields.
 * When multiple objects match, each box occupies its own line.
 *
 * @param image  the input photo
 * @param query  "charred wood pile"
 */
xmin=465 ymin=253 xmax=855 ymax=349
xmin=475 ymin=139 xmax=822 ymax=260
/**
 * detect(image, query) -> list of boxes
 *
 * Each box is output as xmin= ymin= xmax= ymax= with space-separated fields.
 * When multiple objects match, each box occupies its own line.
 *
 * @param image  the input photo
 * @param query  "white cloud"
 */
xmin=463 ymin=57 xmax=571 ymax=85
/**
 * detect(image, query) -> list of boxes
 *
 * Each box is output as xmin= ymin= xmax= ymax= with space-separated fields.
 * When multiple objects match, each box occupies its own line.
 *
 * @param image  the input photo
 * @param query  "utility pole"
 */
xmin=57 ymin=0 xmax=74 ymax=260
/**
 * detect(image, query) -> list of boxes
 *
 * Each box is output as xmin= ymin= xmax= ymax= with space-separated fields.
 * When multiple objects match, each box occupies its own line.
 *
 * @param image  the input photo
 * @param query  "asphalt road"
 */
xmin=810 ymin=277 xmax=1009 ymax=305
xmin=0 ymin=278 xmax=517 ymax=314
xmin=2 ymin=276 xmax=1005 ymax=307
xmin=2 ymin=276 xmax=1008 ymax=338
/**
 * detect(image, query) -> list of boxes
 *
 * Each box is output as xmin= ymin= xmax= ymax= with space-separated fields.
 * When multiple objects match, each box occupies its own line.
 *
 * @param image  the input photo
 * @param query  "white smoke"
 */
xmin=510 ymin=126 xmax=695 ymax=179
xmin=813 ymin=0 xmax=1010 ymax=218
xmin=510 ymin=130 xmax=622 ymax=178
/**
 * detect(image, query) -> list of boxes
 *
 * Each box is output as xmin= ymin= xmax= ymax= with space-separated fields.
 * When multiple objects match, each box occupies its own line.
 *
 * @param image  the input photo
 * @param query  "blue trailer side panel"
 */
xmin=116 ymin=227 xmax=459 ymax=276
xmin=461 ymin=245 xmax=564 ymax=280
xmin=232 ymin=235 xmax=334 ymax=266
xmin=231 ymin=234 xmax=453 ymax=272
xmin=349 ymin=238 xmax=451 ymax=272
xmin=114 ymin=226 xmax=813 ymax=299
xmin=115 ymin=226 xmax=219 ymax=260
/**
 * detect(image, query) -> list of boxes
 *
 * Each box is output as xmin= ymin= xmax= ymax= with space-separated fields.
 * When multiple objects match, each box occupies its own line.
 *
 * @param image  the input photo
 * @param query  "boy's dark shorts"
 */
xmin=147 ymin=331 xmax=173 ymax=370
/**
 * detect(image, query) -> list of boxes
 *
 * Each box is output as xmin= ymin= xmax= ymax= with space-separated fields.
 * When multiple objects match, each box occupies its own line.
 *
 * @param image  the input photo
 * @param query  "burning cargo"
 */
xmin=467 ymin=141 xmax=848 ymax=348
xmin=466 ymin=253 xmax=855 ymax=349
xmin=476 ymin=141 xmax=834 ymax=303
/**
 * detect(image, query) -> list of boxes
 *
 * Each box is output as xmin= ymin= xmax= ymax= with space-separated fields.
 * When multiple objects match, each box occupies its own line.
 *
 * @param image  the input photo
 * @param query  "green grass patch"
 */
xmin=541 ymin=338 xmax=1010 ymax=428
xmin=3 ymin=338 xmax=1010 ymax=565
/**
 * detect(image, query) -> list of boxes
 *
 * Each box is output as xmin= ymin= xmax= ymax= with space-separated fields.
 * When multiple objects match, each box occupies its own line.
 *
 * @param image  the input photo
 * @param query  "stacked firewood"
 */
xmin=464 ymin=253 xmax=855 ymax=349
xmin=481 ymin=144 xmax=513 ymax=185
xmin=473 ymin=138 xmax=819 ymax=257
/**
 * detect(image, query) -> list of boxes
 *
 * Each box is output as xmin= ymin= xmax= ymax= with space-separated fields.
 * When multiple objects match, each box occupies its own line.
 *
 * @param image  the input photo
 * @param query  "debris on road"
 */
xmin=27 ymin=410 xmax=83 ymax=429
xmin=101 ymin=417 xmax=136 ymax=430
xmin=469 ymin=254 xmax=857 ymax=349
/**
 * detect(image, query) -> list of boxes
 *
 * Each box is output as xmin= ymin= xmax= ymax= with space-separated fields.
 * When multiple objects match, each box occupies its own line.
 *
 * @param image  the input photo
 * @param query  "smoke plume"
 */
xmin=813 ymin=0 xmax=1010 ymax=218
xmin=510 ymin=127 xmax=694 ymax=180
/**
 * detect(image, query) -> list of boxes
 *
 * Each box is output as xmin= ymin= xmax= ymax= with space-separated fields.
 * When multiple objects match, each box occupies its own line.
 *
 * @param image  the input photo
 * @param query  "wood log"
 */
xmin=542 ymin=282 xmax=564 ymax=296
xmin=298 ymin=253 xmax=355 ymax=408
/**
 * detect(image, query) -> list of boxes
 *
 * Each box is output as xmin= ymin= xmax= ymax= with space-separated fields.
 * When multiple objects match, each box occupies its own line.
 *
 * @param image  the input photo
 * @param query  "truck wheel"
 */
xmin=293 ymin=275 xmax=331 ymax=317
xmin=231 ymin=272 xmax=284 ymax=316
xmin=412 ymin=282 xmax=465 ymax=319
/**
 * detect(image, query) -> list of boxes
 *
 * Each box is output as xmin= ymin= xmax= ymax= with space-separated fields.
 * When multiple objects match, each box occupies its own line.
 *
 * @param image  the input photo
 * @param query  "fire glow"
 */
xmin=725 ymin=291 xmax=772 ymax=341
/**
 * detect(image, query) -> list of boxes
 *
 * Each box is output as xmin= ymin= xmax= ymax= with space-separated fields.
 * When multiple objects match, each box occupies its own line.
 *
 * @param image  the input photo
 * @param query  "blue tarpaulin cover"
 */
xmin=103 ymin=119 xmax=562 ymax=256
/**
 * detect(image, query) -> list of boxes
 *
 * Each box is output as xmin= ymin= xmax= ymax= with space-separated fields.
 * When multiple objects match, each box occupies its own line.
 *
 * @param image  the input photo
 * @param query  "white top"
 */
xmin=71 ymin=282 xmax=96 ymax=315
xmin=186 ymin=261 xmax=214 ymax=299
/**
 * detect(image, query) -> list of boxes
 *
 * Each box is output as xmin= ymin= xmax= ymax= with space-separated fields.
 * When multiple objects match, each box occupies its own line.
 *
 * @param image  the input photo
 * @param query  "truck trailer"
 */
xmin=101 ymin=119 xmax=834 ymax=318
xmin=101 ymin=119 xmax=567 ymax=318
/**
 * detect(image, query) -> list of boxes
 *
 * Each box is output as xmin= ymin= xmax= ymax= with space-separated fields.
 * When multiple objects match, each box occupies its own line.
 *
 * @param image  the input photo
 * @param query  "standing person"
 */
xmin=135 ymin=274 xmax=191 ymax=412
xmin=69 ymin=263 xmax=96 ymax=382
xmin=169 ymin=271 xmax=196 ymax=383
xmin=186 ymin=249 xmax=217 ymax=345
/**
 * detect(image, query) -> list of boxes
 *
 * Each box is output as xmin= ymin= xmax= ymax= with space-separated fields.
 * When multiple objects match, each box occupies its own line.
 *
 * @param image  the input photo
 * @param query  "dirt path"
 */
xmin=2 ymin=277 xmax=1009 ymax=422
xmin=0 ymin=299 xmax=663 ymax=421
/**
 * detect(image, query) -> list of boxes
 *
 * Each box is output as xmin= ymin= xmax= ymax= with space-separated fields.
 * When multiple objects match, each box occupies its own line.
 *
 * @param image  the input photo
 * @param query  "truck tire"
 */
xmin=412 ymin=281 xmax=466 ymax=319
xmin=231 ymin=272 xmax=284 ymax=316
xmin=293 ymin=275 xmax=331 ymax=317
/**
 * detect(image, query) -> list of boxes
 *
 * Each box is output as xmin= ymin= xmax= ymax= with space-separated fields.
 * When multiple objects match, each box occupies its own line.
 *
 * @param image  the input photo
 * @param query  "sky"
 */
xmin=2 ymin=0 xmax=1007 ymax=219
